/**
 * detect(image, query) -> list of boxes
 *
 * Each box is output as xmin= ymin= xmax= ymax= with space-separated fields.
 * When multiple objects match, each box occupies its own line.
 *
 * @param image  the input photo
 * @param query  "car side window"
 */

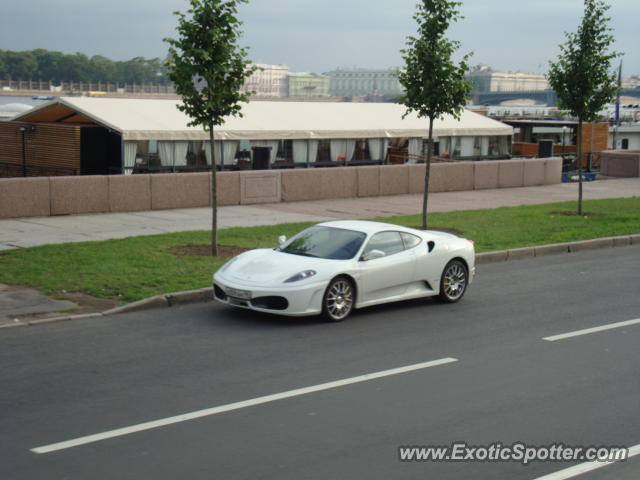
xmin=363 ymin=231 xmax=405 ymax=258
xmin=401 ymin=232 xmax=422 ymax=250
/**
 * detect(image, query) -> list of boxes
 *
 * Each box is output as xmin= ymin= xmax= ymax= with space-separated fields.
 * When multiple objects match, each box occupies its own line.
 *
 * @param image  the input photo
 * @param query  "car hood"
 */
xmin=220 ymin=248 xmax=340 ymax=286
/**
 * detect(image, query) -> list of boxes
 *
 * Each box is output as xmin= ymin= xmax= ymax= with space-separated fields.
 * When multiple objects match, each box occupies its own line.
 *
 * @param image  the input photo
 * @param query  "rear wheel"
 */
xmin=438 ymin=260 xmax=468 ymax=303
xmin=322 ymin=277 xmax=355 ymax=322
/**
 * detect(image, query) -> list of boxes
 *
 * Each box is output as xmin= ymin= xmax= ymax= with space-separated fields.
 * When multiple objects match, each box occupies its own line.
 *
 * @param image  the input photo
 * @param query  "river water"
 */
xmin=0 ymin=95 xmax=52 ymax=119
xmin=0 ymin=95 xmax=52 ymax=107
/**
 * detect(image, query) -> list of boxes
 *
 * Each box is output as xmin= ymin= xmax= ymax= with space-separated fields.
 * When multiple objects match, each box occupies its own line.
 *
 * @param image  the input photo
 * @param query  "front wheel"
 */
xmin=322 ymin=277 xmax=355 ymax=322
xmin=438 ymin=260 xmax=468 ymax=303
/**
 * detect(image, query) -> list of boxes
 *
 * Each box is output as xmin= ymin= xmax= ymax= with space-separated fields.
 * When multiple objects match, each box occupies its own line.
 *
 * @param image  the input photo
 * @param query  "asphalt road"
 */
xmin=1 ymin=245 xmax=639 ymax=480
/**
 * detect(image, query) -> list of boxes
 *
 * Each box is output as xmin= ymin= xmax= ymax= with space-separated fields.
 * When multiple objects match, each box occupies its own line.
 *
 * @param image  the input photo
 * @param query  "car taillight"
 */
xmin=466 ymin=239 xmax=475 ymax=248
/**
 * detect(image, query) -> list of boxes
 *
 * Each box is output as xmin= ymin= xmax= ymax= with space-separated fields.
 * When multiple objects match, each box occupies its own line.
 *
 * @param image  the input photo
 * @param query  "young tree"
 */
xmin=398 ymin=0 xmax=472 ymax=229
xmin=165 ymin=0 xmax=255 ymax=255
xmin=548 ymin=0 xmax=620 ymax=215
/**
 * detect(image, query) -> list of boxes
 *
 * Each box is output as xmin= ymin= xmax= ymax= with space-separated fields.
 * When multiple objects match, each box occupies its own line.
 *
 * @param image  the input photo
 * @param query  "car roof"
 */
xmin=317 ymin=220 xmax=421 ymax=236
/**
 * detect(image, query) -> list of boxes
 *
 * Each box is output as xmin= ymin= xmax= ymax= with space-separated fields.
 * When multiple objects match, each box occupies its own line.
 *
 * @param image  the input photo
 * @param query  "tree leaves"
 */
xmin=0 ymin=49 xmax=169 ymax=84
xmin=398 ymin=0 xmax=472 ymax=121
xmin=164 ymin=0 xmax=255 ymax=130
xmin=547 ymin=0 xmax=620 ymax=122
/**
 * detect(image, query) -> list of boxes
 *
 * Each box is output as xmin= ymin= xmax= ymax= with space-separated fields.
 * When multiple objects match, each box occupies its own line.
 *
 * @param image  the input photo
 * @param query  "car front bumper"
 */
xmin=213 ymin=273 xmax=327 ymax=317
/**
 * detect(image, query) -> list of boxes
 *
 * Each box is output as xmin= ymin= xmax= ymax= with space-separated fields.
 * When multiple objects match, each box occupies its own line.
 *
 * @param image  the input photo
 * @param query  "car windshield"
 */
xmin=278 ymin=226 xmax=367 ymax=260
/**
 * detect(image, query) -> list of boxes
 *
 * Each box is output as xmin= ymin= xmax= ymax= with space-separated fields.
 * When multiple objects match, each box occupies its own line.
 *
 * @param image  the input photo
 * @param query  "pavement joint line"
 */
xmin=531 ymin=443 xmax=640 ymax=480
xmin=30 ymin=357 xmax=458 ymax=454
xmin=17 ymin=218 xmax=75 ymax=230
xmin=542 ymin=318 xmax=640 ymax=342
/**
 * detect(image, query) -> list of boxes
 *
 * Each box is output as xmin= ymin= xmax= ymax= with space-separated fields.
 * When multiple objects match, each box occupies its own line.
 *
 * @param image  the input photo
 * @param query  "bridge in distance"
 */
xmin=472 ymin=88 xmax=640 ymax=106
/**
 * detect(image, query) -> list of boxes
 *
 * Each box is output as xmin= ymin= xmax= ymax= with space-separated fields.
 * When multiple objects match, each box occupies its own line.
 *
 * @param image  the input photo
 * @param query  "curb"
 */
xmin=0 ymin=287 xmax=213 ymax=330
xmin=102 ymin=287 xmax=214 ymax=316
xmin=475 ymin=233 xmax=639 ymax=265
xmin=3 ymin=234 xmax=638 ymax=329
xmin=0 ymin=312 xmax=104 ymax=329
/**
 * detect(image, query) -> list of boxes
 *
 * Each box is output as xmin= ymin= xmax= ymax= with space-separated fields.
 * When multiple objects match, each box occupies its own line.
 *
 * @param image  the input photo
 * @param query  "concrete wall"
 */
xmin=151 ymin=173 xmax=211 ymax=210
xmin=0 ymin=177 xmax=51 ymax=218
xmin=240 ymin=171 xmax=281 ymax=204
xmin=601 ymin=151 xmax=640 ymax=177
xmin=108 ymin=175 xmax=152 ymax=212
xmin=50 ymin=176 xmax=110 ymax=215
xmin=0 ymin=158 xmax=563 ymax=218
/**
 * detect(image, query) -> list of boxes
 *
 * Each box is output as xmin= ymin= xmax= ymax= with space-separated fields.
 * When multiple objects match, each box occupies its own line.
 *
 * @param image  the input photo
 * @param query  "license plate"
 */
xmin=225 ymin=287 xmax=252 ymax=299
xmin=229 ymin=297 xmax=250 ymax=307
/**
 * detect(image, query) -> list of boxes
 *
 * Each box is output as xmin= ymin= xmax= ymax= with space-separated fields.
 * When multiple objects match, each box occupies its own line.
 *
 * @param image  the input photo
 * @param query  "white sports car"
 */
xmin=213 ymin=220 xmax=475 ymax=322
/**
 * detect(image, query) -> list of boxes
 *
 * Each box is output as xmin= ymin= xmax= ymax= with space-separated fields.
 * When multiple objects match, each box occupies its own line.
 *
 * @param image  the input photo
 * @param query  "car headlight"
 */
xmin=284 ymin=270 xmax=317 ymax=283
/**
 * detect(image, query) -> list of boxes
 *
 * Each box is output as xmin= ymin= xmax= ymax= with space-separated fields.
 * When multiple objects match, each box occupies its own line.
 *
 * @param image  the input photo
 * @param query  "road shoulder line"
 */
xmin=543 ymin=318 xmax=640 ymax=342
xmin=532 ymin=443 xmax=640 ymax=480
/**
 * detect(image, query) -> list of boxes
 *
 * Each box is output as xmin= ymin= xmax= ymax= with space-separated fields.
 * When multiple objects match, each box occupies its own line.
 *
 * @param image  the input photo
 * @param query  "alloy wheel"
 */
xmin=324 ymin=278 xmax=354 ymax=321
xmin=440 ymin=261 xmax=468 ymax=302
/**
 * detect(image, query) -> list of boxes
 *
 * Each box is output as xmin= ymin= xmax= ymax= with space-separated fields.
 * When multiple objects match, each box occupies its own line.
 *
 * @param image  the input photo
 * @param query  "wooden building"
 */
xmin=506 ymin=119 xmax=609 ymax=168
xmin=0 ymin=120 xmax=122 ymax=177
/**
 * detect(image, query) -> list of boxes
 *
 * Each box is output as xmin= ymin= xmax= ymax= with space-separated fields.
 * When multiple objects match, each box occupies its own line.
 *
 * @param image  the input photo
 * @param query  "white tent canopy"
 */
xmin=13 ymin=97 xmax=513 ymax=141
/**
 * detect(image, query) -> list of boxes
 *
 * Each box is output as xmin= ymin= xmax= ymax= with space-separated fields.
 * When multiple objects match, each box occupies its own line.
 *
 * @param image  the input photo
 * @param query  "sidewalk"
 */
xmin=0 ymin=177 xmax=638 ymax=251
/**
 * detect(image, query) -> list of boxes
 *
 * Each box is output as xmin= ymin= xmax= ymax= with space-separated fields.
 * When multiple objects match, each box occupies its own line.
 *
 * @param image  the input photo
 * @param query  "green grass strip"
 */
xmin=0 ymin=197 xmax=638 ymax=302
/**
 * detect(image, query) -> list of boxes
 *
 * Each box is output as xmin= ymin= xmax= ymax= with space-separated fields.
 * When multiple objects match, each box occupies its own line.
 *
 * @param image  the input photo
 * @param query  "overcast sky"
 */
xmin=1 ymin=0 xmax=638 ymax=75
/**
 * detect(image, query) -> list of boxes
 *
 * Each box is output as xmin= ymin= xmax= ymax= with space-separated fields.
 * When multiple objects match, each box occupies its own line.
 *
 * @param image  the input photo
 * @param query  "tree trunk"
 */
xmin=422 ymin=117 xmax=434 ymax=230
xmin=577 ymin=118 xmax=583 ymax=216
xmin=209 ymin=126 xmax=218 ymax=256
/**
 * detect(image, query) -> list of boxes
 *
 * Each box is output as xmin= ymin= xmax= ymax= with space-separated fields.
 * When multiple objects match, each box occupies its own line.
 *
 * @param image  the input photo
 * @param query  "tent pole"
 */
xmin=120 ymin=136 xmax=125 ymax=175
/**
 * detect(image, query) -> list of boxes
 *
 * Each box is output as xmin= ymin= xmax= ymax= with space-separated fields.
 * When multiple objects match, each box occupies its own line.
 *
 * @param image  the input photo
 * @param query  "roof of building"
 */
xmin=502 ymin=119 xmax=579 ymax=127
xmin=12 ymin=97 xmax=513 ymax=141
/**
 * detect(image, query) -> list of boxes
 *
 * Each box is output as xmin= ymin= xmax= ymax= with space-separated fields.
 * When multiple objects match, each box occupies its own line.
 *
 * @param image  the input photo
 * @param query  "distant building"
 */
xmin=288 ymin=73 xmax=330 ymax=98
xmin=621 ymin=75 xmax=640 ymax=89
xmin=242 ymin=64 xmax=289 ymax=98
xmin=610 ymin=125 xmax=640 ymax=150
xmin=467 ymin=65 xmax=549 ymax=92
xmin=325 ymin=68 xmax=403 ymax=97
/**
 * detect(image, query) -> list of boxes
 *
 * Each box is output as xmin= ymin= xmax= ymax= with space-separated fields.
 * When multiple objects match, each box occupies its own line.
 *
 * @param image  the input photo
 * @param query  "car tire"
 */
xmin=322 ymin=276 xmax=355 ymax=322
xmin=438 ymin=259 xmax=468 ymax=303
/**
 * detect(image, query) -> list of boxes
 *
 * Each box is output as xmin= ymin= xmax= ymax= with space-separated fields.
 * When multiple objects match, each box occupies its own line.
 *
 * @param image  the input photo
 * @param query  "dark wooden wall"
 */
xmin=0 ymin=122 xmax=81 ymax=177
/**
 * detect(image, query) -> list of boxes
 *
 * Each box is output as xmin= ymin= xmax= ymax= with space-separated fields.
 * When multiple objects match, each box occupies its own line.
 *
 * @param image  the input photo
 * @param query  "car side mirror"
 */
xmin=278 ymin=235 xmax=287 ymax=248
xmin=362 ymin=249 xmax=386 ymax=261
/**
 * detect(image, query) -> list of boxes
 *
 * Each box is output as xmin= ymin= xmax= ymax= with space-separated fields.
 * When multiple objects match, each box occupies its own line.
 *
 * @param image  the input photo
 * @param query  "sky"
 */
xmin=1 ymin=0 xmax=638 ymax=76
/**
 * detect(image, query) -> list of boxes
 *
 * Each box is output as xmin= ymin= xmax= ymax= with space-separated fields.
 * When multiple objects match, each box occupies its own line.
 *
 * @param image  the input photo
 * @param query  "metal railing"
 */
xmin=0 ymin=79 xmax=175 ymax=95
xmin=119 ymin=165 xmax=211 ymax=175
xmin=387 ymin=153 xmax=512 ymax=164
xmin=560 ymin=151 xmax=602 ymax=173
